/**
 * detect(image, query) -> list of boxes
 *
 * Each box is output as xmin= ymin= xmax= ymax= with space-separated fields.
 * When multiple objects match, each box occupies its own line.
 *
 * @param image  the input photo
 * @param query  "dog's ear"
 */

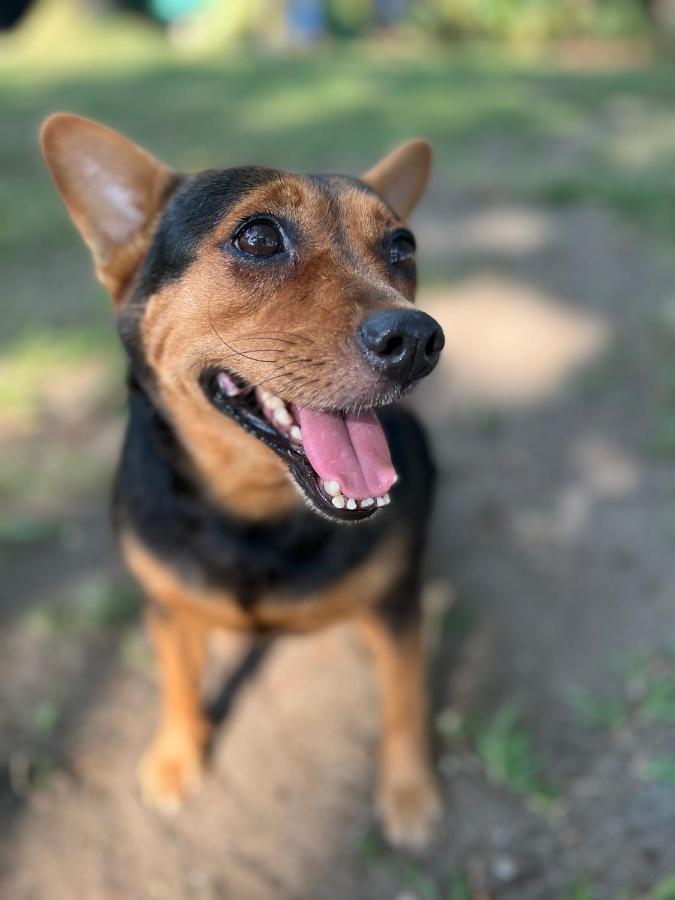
xmin=362 ymin=139 xmax=432 ymax=221
xmin=40 ymin=113 xmax=177 ymax=301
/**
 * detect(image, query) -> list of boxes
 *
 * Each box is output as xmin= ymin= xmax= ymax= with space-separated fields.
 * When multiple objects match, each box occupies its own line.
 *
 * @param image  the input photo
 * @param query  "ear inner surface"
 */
xmin=40 ymin=113 xmax=177 ymax=300
xmin=361 ymin=139 xmax=432 ymax=221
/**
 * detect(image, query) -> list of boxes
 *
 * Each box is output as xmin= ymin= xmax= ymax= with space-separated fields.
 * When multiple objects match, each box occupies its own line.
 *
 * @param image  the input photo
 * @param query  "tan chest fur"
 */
xmin=121 ymin=528 xmax=408 ymax=634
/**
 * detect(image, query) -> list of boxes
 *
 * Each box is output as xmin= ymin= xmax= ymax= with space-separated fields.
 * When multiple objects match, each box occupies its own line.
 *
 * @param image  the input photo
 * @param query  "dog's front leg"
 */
xmin=138 ymin=603 xmax=211 ymax=813
xmin=358 ymin=607 xmax=441 ymax=851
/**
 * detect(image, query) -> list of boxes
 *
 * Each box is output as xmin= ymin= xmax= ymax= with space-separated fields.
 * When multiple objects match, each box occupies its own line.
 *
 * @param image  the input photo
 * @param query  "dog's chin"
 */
xmin=199 ymin=368 xmax=400 ymax=524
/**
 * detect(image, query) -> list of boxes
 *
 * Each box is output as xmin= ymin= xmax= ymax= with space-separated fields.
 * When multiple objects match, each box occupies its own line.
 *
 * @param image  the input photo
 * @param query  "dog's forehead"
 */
xmin=135 ymin=166 xmax=398 ymax=299
xmin=207 ymin=169 xmax=398 ymax=239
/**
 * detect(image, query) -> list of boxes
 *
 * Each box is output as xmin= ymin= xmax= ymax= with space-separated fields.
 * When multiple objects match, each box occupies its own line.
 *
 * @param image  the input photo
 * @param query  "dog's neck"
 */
xmin=129 ymin=374 xmax=303 ymax=523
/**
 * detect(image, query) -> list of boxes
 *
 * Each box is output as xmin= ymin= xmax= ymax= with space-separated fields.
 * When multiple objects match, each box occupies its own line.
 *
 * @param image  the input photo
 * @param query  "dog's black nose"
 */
xmin=357 ymin=308 xmax=444 ymax=385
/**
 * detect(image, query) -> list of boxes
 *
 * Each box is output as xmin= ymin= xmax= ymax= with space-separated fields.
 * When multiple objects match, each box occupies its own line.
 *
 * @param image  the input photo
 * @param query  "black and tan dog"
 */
xmin=41 ymin=114 xmax=445 ymax=850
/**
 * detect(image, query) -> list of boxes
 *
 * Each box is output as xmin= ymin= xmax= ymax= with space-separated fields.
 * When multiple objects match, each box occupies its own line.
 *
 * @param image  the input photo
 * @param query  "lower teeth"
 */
xmin=324 ymin=481 xmax=389 ymax=511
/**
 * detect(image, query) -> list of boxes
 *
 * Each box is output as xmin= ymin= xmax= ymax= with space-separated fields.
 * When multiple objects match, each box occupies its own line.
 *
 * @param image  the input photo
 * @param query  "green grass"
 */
xmin=569 ymin=645 xmax=675 ymax=743
xmin=656 ymin=875 xmax=675 ymax=900
xmin=449 ymin=870 xmax=472 ymax=900
xmin=469 ymin=702 xmax=557 ymax=805
xmin=30 ymin=700 xmax=61 ymax=738
xmin=0 ymin=326 xmax=120 ymax=423
xmin=638 ymin=755 xmax=675 ymax=784
xmin=628 ymin=647 xmax=675 ymax=723
xmin=0 ymin=516 xmax=63 ymax=545
xmin=24 ymin=577 xmax=141 ymax=638
xmin=568 ymin=685 xmax=629 ymax=731
xmin=567 ymin=876 xmax=595 ymax=900
xmin=356 ymin=830 xmax=442 ymax=896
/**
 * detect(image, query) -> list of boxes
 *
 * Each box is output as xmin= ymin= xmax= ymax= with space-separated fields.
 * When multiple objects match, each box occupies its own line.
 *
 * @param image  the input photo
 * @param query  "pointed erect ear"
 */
xmin=361 ymin=139 xmax=432 ymax=221
xmin=40 ymin=113 xmax=177 ymax=300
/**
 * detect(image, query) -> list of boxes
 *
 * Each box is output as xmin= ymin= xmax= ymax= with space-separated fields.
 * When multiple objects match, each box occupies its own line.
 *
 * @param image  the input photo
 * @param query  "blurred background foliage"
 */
xmin=0 ymin=0 xmax=672 ymax=64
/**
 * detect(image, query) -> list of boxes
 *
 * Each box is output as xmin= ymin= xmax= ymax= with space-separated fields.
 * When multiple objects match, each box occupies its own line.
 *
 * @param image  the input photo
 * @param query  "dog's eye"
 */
xmin=234 ymin=220 xmax=283 ymax=258
xmin=390 ymin=233 xmax=416 ymax=273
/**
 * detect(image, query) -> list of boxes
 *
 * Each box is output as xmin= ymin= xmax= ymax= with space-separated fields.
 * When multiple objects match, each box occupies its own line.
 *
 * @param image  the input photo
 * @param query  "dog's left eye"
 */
xmin=234 ymin=220 xmax=283 ymax=258
xmin=390 ymin=233 xmax=416 ymax=273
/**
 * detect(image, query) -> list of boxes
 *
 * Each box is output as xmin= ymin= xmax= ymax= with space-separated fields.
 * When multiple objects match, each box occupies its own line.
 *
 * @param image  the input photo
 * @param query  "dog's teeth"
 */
xmin=376 ymin=496 xmax=387 ymax=507
xmin=324 ymin=480 xmax=341 ymax=497
xmin=266 ymin=394 xmax=284 ymax=410
xmin=360 ymin=497 xmax=374 ymax=508
xmin=383 ymin=493 xmax=391 ymax=505
xmin=290 ymin=426 xmax=302 ymax=443
xmin=331 ymin=494 xmax=346 ymax=509
xmin=274 ymin=406 xmax=292 ymax=427
xmin=346 ymin=498 xmax=357 ymax=510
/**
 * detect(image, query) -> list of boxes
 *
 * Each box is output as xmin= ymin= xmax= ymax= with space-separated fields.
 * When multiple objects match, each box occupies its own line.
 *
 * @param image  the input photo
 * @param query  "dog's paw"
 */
xmin=378 ymin=772 xmax=442 ymax=852
xmin=137 ymin=734 xmax=205 ymax=814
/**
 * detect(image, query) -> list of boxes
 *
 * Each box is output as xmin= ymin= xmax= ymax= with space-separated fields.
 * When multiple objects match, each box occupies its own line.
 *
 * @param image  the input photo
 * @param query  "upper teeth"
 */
xmin=274 ymin=406 xmax=292 ymax=426
xmin=259 ymin=390 xmax=300 ymax=440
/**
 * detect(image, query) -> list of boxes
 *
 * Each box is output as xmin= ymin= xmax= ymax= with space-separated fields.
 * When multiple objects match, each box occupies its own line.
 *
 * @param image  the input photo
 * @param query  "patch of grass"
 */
xmin=0 ymin=516 xmax=63 ymax=545
xmin=566 ymin=875 xmax=595 ymax=900
xmin=638 ymin=755 xmax=675 ymax=784
xmin=0 ymin=445 xmax=113 ymax=511
xmin=567 ymin=685 xmax=629 ymax=731
xmin=448 ymin=869 xmax=472 ymax=900
xmin=471 ymin=702 xmax=558 ymax=806
xmin=77 ymin=578 xmax=140 ymax=628
xmin=402 ymin=861 xmax=442 ymax=900
xmin=356 ymin=830 xmax=441 ymax=896
xmin=356 ymin=829 xmax=393 ymax=867
xmin=24 ymin=605 xmax=80 ymax=639
xmin=23 ymin=577 xmax=140 ymax=638
xmin=0 ymin=326 xmax=119 ymax=426
xmin=30 ymin=700 xmax=60 ymax=738
xmin=628 ymin=648 xmax=675 ymax=723
xmin=639 ymin=676 xmax=675 ymax=723
xmin=647 ymin=419 xmax=675 ymax=461
xmin=568 ymin=645 xmax=675 ymax=750
xmin=655 ymin=875 xmax=675 ymax=900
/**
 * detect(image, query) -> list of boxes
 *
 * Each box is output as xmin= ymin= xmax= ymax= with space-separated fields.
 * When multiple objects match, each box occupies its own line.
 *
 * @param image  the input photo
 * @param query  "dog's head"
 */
xmin=41 ymin=114 xmax=443 ymax=524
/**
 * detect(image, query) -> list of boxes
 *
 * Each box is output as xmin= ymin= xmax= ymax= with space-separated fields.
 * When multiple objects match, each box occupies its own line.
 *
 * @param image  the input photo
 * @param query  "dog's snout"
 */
xmin=357 ymin=308 xmax=444 ymax=385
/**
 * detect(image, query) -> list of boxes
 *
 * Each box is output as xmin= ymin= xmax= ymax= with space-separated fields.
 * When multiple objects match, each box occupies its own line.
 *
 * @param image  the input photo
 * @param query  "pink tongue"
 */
xmin=293 ymin=406 xmax=397 ymax=499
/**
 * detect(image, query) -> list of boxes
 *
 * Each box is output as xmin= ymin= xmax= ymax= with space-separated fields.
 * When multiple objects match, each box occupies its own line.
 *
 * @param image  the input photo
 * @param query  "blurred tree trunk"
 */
xmin=642 ymin=0 xmax=675 ymax=35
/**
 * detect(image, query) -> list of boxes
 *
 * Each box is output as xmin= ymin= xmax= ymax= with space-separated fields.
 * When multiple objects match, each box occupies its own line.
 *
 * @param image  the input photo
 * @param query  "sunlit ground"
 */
xmin=4 ymin=11 xmax=675 ymax=899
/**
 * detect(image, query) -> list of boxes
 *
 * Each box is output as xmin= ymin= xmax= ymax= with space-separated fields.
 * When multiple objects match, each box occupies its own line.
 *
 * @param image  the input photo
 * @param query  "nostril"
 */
xmin=380 ymin=334 xmax=404 ymax=357
xmin=425 ymin=327 xmax=445 ymax=358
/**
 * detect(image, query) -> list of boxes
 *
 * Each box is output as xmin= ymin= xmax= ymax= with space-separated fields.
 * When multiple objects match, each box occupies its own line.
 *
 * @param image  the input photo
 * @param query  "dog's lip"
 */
xmin=199 ymin=368 xmax=381 ymax=523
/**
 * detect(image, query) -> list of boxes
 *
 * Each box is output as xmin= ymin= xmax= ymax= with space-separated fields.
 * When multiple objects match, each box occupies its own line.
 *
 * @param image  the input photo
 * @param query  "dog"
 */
xmin=40 ymin=114 xmax=445 ymax=850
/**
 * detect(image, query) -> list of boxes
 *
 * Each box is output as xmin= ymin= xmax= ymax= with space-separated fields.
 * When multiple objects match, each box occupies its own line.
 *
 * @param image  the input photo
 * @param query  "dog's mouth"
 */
xmin=202 ymin=369 xmax=397 ymax=523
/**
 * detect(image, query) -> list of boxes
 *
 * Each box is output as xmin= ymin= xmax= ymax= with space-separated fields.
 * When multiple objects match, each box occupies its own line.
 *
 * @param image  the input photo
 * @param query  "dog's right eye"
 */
xmin=233 ymin=220 xmax=283 ymax=258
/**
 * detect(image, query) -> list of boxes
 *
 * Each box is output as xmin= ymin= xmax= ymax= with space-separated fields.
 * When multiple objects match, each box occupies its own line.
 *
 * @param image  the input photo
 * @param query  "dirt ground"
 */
xmin=3 ymin=194 xmax=675 ymax=899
